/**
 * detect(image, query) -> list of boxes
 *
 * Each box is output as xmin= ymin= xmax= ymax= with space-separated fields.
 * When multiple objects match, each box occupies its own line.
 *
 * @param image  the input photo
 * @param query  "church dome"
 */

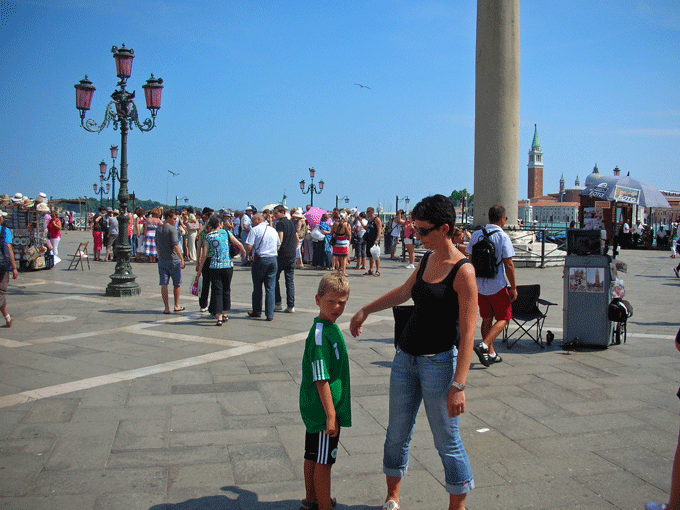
xmin=585 ymin=164 xmax=602 ymax=186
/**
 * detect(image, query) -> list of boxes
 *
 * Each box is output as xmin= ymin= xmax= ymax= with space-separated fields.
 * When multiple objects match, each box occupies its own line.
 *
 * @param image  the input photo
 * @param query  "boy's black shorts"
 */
xmin=304 ymin=430 xmax=340 ymax=465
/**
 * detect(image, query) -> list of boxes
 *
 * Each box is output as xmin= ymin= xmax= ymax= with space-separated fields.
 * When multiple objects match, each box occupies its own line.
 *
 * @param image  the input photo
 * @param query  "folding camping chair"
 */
xmin=67 ymin=242 xmax=90 ymax=271
xmin=502 ymin=284 xmax=556 ymax=349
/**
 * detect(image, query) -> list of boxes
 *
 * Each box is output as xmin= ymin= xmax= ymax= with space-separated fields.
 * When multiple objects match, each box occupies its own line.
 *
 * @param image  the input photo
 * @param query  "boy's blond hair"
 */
xmin=317 ymin=273 xmax=350 ymax=297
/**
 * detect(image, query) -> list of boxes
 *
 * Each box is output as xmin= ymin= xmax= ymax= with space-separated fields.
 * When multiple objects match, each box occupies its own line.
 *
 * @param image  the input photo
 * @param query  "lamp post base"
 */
xmin=106 ymin=243 xmax=141 ymax=297
xmin=106 ymin=277 xmax=141 ymax=297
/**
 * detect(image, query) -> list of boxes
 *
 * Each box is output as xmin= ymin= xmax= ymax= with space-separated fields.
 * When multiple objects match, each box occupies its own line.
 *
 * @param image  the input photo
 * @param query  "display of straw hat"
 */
xmin=21 ymin=196 xmax=34 ymax=208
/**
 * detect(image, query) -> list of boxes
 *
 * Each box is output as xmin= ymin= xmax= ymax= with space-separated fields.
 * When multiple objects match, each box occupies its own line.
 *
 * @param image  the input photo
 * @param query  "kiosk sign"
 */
xmin=613 ymin=185 xmax=640 ymax=204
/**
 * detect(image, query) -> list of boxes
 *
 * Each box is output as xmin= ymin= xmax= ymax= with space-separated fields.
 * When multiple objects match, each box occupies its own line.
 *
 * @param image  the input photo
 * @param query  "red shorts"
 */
xmin=478 ymin=287 xmax=512 ymax=321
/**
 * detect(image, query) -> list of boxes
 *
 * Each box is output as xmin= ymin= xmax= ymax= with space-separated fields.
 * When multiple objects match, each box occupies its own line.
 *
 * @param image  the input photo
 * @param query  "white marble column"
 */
xmin=473 ymin=0 xmax=520 ymax=227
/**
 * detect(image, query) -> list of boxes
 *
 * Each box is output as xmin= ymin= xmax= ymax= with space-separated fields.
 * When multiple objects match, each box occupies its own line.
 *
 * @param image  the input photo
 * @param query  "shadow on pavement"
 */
xmin=150 ymin=485 xmax=377 ymax=510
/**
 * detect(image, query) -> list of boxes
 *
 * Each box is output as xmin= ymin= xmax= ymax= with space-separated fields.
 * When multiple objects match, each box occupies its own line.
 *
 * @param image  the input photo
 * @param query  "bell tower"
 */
xmin=527 ymin=124 xmax=543 ymax=199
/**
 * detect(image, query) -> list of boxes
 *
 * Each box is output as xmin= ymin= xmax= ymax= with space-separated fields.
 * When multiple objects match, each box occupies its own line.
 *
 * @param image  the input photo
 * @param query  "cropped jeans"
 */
xmin=384 ymin=347 xmax=475 ymax=495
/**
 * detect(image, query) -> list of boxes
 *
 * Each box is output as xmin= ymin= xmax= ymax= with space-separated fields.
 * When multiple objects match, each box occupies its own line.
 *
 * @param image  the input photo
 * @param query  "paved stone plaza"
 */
xmin=0 ymin=231 xmax=678 ymax=509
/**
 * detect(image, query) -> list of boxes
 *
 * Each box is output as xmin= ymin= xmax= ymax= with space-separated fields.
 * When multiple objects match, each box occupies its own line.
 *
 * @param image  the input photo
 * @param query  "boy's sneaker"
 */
xmin=473 ymin=343 xmax=490 ymax=367
xmin=405 ymin=264 xmax=415 ymax=269
xmin=645 ymin=503 xmax=667 ymax=510
xmin=488 ymin=354 xmax=503 ymax=364
xmin=200 ymin=307 xmax=208 ymax=312
xmin=284 ymin=307 xmax=295 ymax=313
xmin=274 ymin=304 xmax=283 ymax=312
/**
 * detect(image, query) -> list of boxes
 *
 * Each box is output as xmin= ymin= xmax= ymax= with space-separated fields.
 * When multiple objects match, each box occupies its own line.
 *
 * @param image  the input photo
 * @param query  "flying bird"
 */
xmin=354 ymin=83 xmax=371 ymax=90
xmin=168 ymin=170 xmax=179 ymax=177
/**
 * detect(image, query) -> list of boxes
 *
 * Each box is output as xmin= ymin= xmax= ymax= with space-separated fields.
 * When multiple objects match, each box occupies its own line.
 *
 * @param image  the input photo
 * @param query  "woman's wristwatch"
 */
xmin=451 ymin=381 xmax=465 ymax=391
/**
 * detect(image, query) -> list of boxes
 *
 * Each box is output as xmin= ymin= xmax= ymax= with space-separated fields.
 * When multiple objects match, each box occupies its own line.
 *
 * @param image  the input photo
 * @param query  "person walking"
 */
xmin=273 ymin=205 xmax=297 ymax=314
xmin=350 ymin=194 xmax=477 ymax=510
xmin=155 ymin=210 xmax=186 ymax=314
xmin=46 ymin=210 xmax=62 ymax=258
xmin=105 ymin=209 xmax=119 ymax=262
xmin=246 ymin=213 xmax=280 ymax=321
xmin=466 ymin=205 xmax=517 ymax=368
xmin=0 ymin=211 xmax=19 ymax=327
xmin=364 ymin=207 xmax=382 ymax=276
xmin=331 ymin=212 xmax=352 ymax=276
xmin=197 ymin=215 xmax=245 ymax=326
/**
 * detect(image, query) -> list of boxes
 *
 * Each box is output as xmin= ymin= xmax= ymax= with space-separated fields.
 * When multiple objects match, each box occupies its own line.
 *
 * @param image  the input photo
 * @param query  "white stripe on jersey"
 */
xmin=312 ymin=359 xmax=327 ymax=381
xmin=315 ymin=322 xmax=324 ymax=346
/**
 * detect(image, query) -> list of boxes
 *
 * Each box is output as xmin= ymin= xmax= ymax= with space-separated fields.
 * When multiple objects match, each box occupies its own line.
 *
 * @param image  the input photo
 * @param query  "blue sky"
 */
xmin=1 ymin=0 xmax=679 ymax=213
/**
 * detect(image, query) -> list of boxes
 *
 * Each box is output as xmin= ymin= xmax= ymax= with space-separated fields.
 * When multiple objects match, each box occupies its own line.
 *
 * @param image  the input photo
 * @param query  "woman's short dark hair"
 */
xmin=411 ymin=194 xmax=456 ymax=239
xmin=207 ymin=215 xmax=222 ymax=231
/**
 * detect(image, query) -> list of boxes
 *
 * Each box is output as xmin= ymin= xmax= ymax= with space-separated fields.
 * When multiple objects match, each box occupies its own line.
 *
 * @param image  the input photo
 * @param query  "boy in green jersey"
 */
xmin=299 ymin=273 xmax=352 ymax=510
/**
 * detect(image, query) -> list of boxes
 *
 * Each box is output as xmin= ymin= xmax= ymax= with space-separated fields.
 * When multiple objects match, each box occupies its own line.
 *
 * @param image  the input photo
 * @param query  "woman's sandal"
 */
xmin=222 ymin=315 xmax=228 ymax=323
xmin=215 ymin=318 xmax=223 ymax=326
xmin=363 ymin=270 xmax=373 ymax=275
xmin=300 ymin=498 xmax=337 ymax=510
xmin=374 ymin=271 xmax=380 ymax=276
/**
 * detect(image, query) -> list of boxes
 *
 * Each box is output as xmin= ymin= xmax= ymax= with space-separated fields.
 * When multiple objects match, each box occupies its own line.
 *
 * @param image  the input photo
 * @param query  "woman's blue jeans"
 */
xmin=384 ymin=348 xmax=475 ymax=495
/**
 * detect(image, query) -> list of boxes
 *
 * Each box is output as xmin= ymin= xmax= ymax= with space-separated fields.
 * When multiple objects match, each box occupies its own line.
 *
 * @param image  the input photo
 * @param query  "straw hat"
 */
xmin=36 ymin=202 xmax=50 ymax=213
xmin=22 ymin=196 xmax=34 ymax=208
xmin=12 ymin=193 xmax=23 ymax=204
xmin=188 ymin=213 xmax=197 ymax=221
xmin=0 ymin=194 xmax=10 ymax=207
xmin=292 ymin=211 xmax=305 ymax=220
xmin=0 ymin=210 xmax=8 ymax=217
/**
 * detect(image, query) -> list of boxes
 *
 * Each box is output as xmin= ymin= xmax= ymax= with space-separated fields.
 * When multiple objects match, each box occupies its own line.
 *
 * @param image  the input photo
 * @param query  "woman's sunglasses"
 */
xmin=413 ymin=224 xmax=440 ymax=237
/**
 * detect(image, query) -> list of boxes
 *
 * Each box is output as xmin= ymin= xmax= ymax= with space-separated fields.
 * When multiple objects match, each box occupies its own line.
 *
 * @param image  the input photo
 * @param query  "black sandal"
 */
xmin=215 ymin=318 xmax=223 ymax=326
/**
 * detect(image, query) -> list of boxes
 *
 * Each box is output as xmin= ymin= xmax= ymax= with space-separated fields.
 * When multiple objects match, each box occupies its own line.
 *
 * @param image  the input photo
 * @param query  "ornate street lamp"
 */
xmin=75 ymin=44 xmax=163 ymax=297
xmin=175 ymin=196 xmax=189 ymax=211
xmin=300 ymin=167 xmax=324 ymax=207
xmin=93 ymin=181 xmax=111 ymax=206
xmin=99 ymin=145 xmax=120 ymax=208
xmin=396 ymin=195 xmax=410 ymax=214
xmin=335 ymin=195 xmax=350 ymax=209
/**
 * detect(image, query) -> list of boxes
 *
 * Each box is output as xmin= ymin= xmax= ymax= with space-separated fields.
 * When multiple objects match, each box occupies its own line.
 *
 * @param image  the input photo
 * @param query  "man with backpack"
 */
xmin=466 ymin=205 xmax=517 ymax=367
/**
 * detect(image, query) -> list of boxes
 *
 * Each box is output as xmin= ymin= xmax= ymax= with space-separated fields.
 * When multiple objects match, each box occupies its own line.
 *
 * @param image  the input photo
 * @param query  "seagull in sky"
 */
xmin=354 ymin=83 xmax=371 ymax=90
xmin=168 ymin=170 xmax=179 ymax=177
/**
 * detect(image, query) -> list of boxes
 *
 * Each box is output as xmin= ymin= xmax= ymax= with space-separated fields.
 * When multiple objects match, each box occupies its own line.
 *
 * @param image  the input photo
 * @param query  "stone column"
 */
xmin=473 ymin=0 xmax=520 ymax=227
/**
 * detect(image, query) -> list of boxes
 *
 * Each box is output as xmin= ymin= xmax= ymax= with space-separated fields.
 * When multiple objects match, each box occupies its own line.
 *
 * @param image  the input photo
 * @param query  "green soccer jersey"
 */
xmin=299 ymin=318 xmax=352 ymax=433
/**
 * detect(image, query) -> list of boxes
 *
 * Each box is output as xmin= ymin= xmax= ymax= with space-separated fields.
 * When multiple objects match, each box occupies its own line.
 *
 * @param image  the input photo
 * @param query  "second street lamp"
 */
xmin=93 ymin=181 xmax=111 ymax=206
xmin=335 ymin=195 xmax=350 ymax=209
xmin=175 ymin=196 xmax=188 ymax=210
xmin=300 ymin=167 xmax=324 ymax=207
xmin=75 ymin=43 xmax=163 ymax=297
xmin=99 ymin=145 xmax=120 ymax=209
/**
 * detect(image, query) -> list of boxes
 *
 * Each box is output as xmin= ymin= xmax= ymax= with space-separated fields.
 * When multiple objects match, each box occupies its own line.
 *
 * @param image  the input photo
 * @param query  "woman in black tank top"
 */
xmin=350 ymin=195 xmax=478 ymax=510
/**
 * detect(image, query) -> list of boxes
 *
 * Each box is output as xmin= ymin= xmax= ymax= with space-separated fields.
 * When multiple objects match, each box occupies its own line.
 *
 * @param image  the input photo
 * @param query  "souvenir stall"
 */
xmin=0 ymin=193 xmax=54 ymax=271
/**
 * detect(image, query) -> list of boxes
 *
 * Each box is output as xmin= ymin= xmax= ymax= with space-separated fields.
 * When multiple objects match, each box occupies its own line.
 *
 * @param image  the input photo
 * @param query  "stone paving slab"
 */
xmin=0 ymin=231 xmax=678 ymax=509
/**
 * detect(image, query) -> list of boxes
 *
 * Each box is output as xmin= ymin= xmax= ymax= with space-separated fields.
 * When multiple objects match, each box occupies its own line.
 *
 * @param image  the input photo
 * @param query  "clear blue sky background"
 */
xmin=1 ymin=0 xmax=679 ymax=213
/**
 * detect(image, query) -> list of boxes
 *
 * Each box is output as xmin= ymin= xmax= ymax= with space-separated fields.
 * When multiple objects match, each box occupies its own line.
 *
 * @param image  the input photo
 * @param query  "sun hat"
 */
xmin=0 ymin=210 xmax=8 ymax=217
xmin=188 ymin=213 xmax=197 ymax=221
xmin=12 ymin=193 xmax=23 ymax=203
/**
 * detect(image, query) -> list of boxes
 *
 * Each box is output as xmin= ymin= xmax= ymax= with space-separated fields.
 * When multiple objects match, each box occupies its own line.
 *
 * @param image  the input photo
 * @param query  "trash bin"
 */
xmin=563 ymin=230 xmax=612 ymax=347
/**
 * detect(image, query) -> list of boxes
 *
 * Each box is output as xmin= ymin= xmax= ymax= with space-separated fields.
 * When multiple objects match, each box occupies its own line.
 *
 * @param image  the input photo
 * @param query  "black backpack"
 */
xmin=471 ymin=228 xmax=500 ymax=278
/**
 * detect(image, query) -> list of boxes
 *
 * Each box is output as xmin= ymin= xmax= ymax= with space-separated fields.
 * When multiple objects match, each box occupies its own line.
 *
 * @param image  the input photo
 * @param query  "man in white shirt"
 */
xmin=246 ymin=213 xmax=280 ymax=320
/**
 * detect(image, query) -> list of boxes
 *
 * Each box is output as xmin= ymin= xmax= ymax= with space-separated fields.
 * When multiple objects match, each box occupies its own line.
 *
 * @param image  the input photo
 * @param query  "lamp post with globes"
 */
xmin=335 ymin=195 xmax=350 ymax=210
xmin=175 ymin=196 xmax=189 ymax=211
xmin=99 ymin=145 xmax=119 ymax=209
xmin=74 ymin=44 xmax=163 ymax=297
xmin=299 ymin=167 xmax=324 ymax=207
xmin=93 ymin=181 xmax=111 ymax=207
